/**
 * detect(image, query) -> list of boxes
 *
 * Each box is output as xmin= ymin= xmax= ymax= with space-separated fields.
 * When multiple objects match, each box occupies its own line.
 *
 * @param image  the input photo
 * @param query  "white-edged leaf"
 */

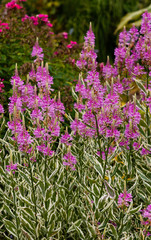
xmin=104 ymin=180 xmax=115 ymax=198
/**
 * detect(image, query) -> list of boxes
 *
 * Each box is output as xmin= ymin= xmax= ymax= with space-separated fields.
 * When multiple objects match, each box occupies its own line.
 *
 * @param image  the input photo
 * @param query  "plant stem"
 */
xmin=100 ymin=144 xmax=109 ymax=197
xmin=44 ymin=156 xmax=48 ymax=238
xmin=65 ymin=166 xmax=69 ymax=239
xmin=118 ymin=210 xmax=124 ymax=238
xmin=28 ymin=158 xmax=38 ymax=240
xmin=12 ymin=179 xmax=20 ymax=240
xmin=94 ymin=113 xmax=103 ymax=165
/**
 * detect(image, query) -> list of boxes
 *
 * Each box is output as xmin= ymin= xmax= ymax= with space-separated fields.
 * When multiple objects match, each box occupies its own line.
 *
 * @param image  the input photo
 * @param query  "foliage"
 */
xmin=0 ymin=0 xmax=80 ymax=114
xmin=115 ymin=4 xmax=151 ymax=34
xmin=12 ymin=0 xmax=151 ymax=62
xmin=0 ymin=10 xmax=151 ymax=240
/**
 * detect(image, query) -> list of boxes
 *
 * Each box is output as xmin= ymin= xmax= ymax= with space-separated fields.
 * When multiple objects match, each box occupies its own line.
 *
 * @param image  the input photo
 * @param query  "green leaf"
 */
xmin=21 ymin=207 xmax=35 ymax=220
xmin=115 ymin=4 xmax=151 ymax=34
xmin=134 ymin=79 xmax=147 ymax=94
xmin=104 ymin=180 xmax=115 ymax=198
xmin=94 ymin=162 xmax=103 ymax=178
xmin=101 ymin=200 xmax=114 ymax=213
xmin=86 ymin=222 xmax=96 ymax=237
xmin=143 ymin=181 xmax=151 ymax=193
xmin=4 ymin=204 xmax=15 ymax=218
xmin=138 ymin=125 xmax=146 ymax=137
xmin=45 ymin=187 xmax=52 ymax=201
xmin=21 ymin=216 xmax=35 ymax=237
xmin=137 ymin=169 xmax=151 ymax=183
xmin=3 ymin=219 xmax=17 ymax=238
xmin=73 ymin=219 xmax=83 ymax=227
xmin=48 ymin=162 xmax=59 ymax=180
xmin=3 ymin=195 xmax=14 ymax=205
xmin=57 ymin=169 xmax=64 ymax=184
xmin=19 ymin=195 xmax=34 ymax=207
xmin=21 ymin=228 xmax=34 ymax=240
xmin=110 ymin=224 xmax=118 ymax=239
xmin=48 ymin=222 xmax=61 ymax=237
xmin=129 ymin=204 xmax=142 ymax=215
xmin=19 ymin=170 xmax=31 ymax=185
xmin=92 ymin=184 xmax=100 ymax=197
xmin=74 ymin=226 xmax=85 ymax=239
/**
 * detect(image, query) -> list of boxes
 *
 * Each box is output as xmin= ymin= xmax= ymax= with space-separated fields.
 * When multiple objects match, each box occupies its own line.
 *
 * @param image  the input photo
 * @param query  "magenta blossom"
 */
xmin=63 ymin=32 xmax=68 ymax=39
xmin=6 ymin=163 xmax=17 ymax=174
xmin=6 ymin=0 xmax=22 ymax=9
xmin=31 ymin=41 xmax=44 ymax=62
xmin=61 ymin=133 xmax=73 ymax=146
xmin=63 ymin=152 xmax=77 ymax=170
xmin=118 ymin=191 xmax=132 ymax=209
xmin=0 ymin=104 xmax=4 ymax=114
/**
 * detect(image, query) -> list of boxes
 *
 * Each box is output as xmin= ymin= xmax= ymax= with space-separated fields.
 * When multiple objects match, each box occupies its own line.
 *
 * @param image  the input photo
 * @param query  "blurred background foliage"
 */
xmin=5 ymin=0 xmax=150 ymax=63
xmin=0 ymin=0 xmax=151 ymax=62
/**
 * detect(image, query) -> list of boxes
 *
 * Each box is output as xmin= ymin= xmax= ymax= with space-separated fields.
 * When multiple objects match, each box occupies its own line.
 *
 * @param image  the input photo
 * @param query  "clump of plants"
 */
xmin=0 ymin=9 xmax=151 ymax=240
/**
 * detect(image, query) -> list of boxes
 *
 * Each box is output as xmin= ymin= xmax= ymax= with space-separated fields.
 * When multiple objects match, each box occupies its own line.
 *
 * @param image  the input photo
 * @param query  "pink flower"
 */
xmin=61 ymin=133 xmax=73 ymax=146
xmin=47 ymin=23 xmax=53 ymax=28
xmin=31 ymin=41 xmax=44 ymax=61
xmin=118 ymin=191 xmax=132 ymax=208
xmin=141 ymin=147 xmax=150 ymax=155
xmin=67 ymin=44 xmax=72 ymax=49
xmin=6 ymin=162 xmax=17 ymax=174
xmin=0 ymin=104 xmax=4 ymax=113
xmin=6 ymin=0 xmax=22 ymax=9
xmin=63 ymin=32 xmax=68 ymax=39
xmin=0 ymin=21 xmax=9 ymax=32
xmin=67 ymin=41 xmax=77 ymax=49
xmin=63 ymin=152 xmax=77 ymax=170
xmin=37 ymin=144 xmax=54 ymax=156
xmin=70 ymin=41 xmax=77 ymax=45
xmin=22 ymin=15 xmax=29 ymax=22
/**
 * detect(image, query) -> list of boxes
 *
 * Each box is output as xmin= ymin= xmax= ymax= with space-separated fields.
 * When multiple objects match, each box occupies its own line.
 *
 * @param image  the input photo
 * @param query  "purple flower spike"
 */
xmin=6 ymin=163 xmax=17 ymax=174
xmin=63 ymin=152 xmax=77 ymax=170
xmin=31 ymin=40 xmax=44 ymax=62
xmin=118 ymin=190 xmax=132 ymax=209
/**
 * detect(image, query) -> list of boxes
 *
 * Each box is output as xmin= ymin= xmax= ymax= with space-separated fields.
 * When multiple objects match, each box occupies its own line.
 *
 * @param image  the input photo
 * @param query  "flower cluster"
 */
xmin=0 ymin=21 xmax=9 ymax=33
xmin=76 ymin=24 xmax=97 ymax=70
xmin=73 ymin=25 xmax=131 ymax=142
xmin=100 ymin=12 xmax=151 ymax=92
xmin=8 ymin=43 xmax=65 ymax=155
xmin=63 ymin=152 xmax=77 ymax=170
xmin=0 ymin=78 xmax=4 ymax=92
xmin=67 ymin=41 xmax=77 ymax=49
xmin=31 ymin=40 xmax=44 ymax=62
xmin=0 ymin=104 xmax=4 ymax=114
xmin=118 ymin=191 xmax=132 ymax=209
xmin=141 ymin=204 xmax=151 ymax=236
xmin=6 ymin=0 xmax=26 ymax=9
xmin=22 ymin=14 xmax=53 ymax=28
xmin=6 ymin=162 xmax=17 ymax=174
xmin=63 ymin=32 xmax=68 ymax=39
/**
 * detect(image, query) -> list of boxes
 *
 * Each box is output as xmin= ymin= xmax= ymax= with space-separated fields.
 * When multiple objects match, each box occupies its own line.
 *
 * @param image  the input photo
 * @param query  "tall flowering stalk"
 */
xmin=7 ymin=41 xmax=65 ymax=238
xmin=73 ymin=24 xmax=126 ymax=196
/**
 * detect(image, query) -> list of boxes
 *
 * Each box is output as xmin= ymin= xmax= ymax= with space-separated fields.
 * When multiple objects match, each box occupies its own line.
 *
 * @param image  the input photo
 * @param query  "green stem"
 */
xmin=65 ymin=167 xmax=69 ymax=239
xmin=94 ymin=113 xmax=103 ymax=165
xmin=44 ymin=156 xmax=48 ymax=238
xmin=100 ymin=144 xmax=109 ymax=197
xmin=12 ymin=179 xmax=20 ymax=240
xmin=119 ymin=210 xmax=124 ymax=237
xmin=28 ymin=158 xmax=38 ymax=240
